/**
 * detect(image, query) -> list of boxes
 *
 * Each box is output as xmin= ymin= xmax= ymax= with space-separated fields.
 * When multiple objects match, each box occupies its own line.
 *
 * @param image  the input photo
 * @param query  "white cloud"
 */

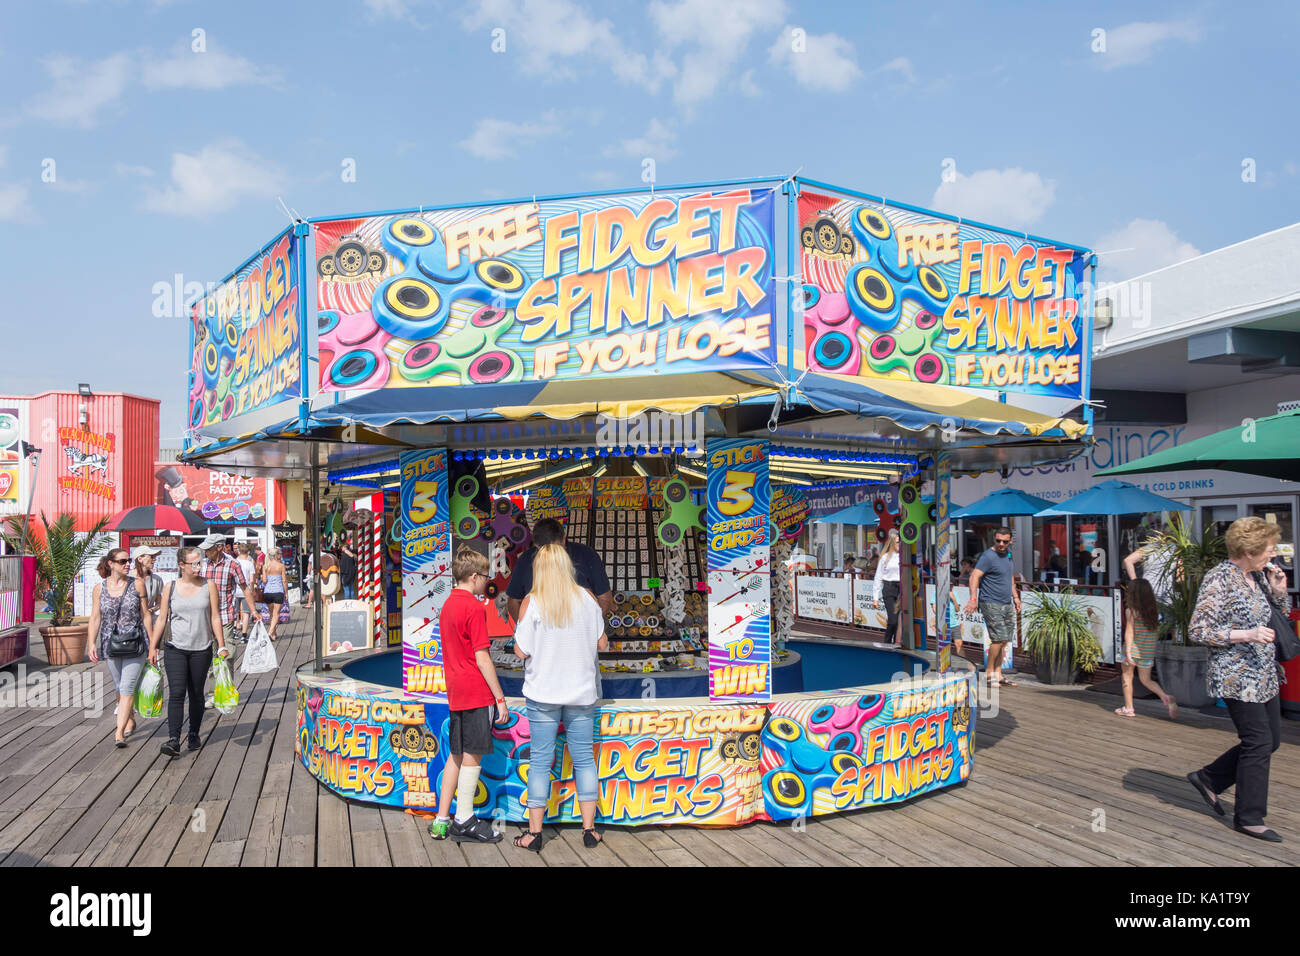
xmin=463 ymin=0 xmax=671 ymax=90
xmin=458 ymin=116 xmax=562 ymax=160
xmin=1095 ymin=218 xmax=1201 ymax=280
xmin=872 ymin=56 xmax=914 ymax=85
xmin=0 ymin=149 xmax=31 ymax=222
xmin=605 ymin=118 xmax=678 ymax=161
xmin=24 ymin=53 xmax=132 ymax=128
xmin=1093 ymin=19 xmax=1201 ymax=70
xmin=140 ymin=140 xmax=283 ymax=217
xmin=930 ymin=167 xmax=1056 ymax=229
xmin=769 ymin=25 xmax=862 ymax=92
xmin=141 ymin=45 xmax=281 ymax=90
xmin=737 ymin=69 xmax=761 ymax=96
xmin=650 ymin=0 xmax=786 ymax=103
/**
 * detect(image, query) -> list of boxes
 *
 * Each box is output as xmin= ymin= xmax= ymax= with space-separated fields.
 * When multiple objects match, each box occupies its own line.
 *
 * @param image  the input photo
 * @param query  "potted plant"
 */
xmin=2 ymin=513 xmax=112 ymax=666
xmin=1021 ymin=587 xmax=1103 ymax=685
xmin=1146 ymin=519 xmax=1225 ymax=708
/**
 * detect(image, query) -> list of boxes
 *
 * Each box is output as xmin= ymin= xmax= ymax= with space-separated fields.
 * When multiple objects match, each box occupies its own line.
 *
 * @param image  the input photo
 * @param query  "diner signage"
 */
xmin=706 ymin=438 xmax=771 ymax=701
xmin=400 ymin=449 xmax=452 ymax=701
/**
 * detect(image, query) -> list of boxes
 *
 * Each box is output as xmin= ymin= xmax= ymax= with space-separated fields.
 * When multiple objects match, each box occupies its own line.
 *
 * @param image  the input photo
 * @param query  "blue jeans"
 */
xmin=343 ymin=584 xmax=357 ymax=600
xmin=525 ymin=700 xmax=598 ymax=810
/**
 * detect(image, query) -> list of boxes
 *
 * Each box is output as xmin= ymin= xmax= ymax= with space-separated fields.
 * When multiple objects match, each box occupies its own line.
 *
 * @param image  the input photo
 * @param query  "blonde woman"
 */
xmin=872 ymin=529 xmax=902 ymax=641
xmin=87 ymin=548 xmax=151 ymax=747
xmin=512 ymin=544 xmax=608 ymax=853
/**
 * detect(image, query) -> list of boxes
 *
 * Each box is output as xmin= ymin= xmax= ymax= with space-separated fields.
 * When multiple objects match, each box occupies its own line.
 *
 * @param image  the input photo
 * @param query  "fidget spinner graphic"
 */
xmin=482 ymin=497 xmax=531 ymax=553
xmin=317 ymin=233 xmax=387 ymax=279
xmin=718 ymin=731 xmax=763 ymax=762
xmin=872 ymin=497 xmax=898 ymax=545
xmin=373 ymin=216 xmax=529 ymax=341
xmin=807 ymin=694 xmax=885 ymax=754
xmin=799 ymin=214 xmax=857 ymax=259
xmin=802 ymin=285 xmax=860 ymax=375
xmin=761 ymin=714 xmax=863 ymax=819
xmin=396 ymin=304 xmax=523 ymax=385
xmin=656 ymin=478 xmax=703 ymax=547
xmin=898 ymin=482 xmax=935 ymax=545
xmin=864 ymin=308 xmax=948 ymax=384
xmin=845 ymin=206 xmax=953 ymax=333
xmin=451 ymin=474 xmax=482 ymax=539
xmin=318 ymin=309 xmax=394 ymax=390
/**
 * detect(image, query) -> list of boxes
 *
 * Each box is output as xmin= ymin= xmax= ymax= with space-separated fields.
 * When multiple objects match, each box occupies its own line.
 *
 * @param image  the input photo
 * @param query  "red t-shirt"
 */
xmin=439 ymin=588 xmax=494 ymax=712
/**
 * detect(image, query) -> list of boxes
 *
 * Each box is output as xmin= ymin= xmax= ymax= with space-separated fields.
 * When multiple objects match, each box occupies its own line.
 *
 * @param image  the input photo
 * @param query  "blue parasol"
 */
xmin=1035 ymin=480 xmax=1193 ymax=516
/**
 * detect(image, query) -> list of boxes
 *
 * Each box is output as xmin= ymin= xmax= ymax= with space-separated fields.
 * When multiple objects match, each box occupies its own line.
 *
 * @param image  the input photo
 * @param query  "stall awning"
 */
xmin=792 ymin=371 xmax=1089 ymax=439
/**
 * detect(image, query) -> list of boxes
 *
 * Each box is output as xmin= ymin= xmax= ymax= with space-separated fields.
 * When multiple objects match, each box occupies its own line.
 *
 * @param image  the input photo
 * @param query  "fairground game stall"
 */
xmin=180 ymin=176 xmax=1094 ymax=826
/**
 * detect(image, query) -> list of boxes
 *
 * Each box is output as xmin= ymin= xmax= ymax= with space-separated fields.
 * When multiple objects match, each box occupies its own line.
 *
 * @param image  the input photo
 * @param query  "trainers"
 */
xmin=187 ymin=737 xmax=202 ymax=752
xmin=204 ymin=694 xmax=214 ymax=709
xmin=160 ymin=740 xmax=180 ymax=758
xmin=449 ymin=816 xmax=502 ymax=844
xmin=428 ymin=818 xmax=451 ymax=840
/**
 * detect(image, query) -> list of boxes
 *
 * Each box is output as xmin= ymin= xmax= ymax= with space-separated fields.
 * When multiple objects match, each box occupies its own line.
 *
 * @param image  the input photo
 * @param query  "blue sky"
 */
xmin=1 ymin=0 xmax=1297 ymax=442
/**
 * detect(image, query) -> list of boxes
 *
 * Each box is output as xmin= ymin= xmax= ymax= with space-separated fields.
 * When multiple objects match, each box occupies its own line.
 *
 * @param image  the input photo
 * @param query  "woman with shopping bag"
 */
xmin=150 ymin=546 xmax=228 ymax=757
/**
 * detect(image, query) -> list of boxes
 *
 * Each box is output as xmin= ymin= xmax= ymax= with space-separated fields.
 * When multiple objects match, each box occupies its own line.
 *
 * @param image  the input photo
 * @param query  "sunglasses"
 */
xmin=111 ymin=558 xmax=130 ymax=565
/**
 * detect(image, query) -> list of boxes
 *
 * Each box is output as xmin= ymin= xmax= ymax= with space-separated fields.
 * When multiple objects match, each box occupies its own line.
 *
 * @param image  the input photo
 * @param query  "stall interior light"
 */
xmin=676 ymin=464 xmax=706 ymax=481
xmin=631 ymin=460 xmax=650 ymax=478
xmin=772 ymin=464 xmax=896 ymax=480
xmin=500 ymin=461 xmax=588 ymax=493
xmin=591 ymin=462 xmax=609 ymax=478
xmin=771 ymin=475 xmax=813 ymax=486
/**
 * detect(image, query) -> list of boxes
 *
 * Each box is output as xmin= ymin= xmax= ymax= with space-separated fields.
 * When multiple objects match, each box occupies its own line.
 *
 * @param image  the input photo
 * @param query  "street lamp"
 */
xmin=78 ymin=383 xmax=91 ymax=428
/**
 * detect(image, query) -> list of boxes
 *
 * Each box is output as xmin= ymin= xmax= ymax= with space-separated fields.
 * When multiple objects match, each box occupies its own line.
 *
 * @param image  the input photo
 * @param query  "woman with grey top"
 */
xmin=87 ymin=548 xmax=151 ymax=748
xmin=150 ymin=546 xmax=227 ymax=758
xmin=133 ymin=546 xmax=165 ymax=633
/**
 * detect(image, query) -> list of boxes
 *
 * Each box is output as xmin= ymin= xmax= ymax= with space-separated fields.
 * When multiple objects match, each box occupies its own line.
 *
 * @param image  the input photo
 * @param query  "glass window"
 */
xmin=1033 ymin=517 xmax=1068 ymax=582
xmin=962 ymin=520 xmax=1003 ymax=564
xmin=1201 ymin=505 xmax=1237 ymax=543
xmin=1071 ymin=516 xmax=1109 ymax=585
xmin=1248 ymin=502 xmax=1295 ymax=591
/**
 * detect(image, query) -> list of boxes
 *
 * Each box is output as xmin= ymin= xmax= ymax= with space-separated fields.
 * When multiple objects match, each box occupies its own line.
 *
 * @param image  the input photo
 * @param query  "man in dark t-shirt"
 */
xmin=506 ymin=517 xmax=613 ymax=622
xmin=339 ymin=544 xmax=359 ymax=600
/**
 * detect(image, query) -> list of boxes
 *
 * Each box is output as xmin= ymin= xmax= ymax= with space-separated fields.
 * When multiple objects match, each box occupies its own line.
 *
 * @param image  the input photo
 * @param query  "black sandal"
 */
xmin=513 ymin=830 xmax=544 ymax=852
xmin=583 ymin=827 xmax=602 ymax=848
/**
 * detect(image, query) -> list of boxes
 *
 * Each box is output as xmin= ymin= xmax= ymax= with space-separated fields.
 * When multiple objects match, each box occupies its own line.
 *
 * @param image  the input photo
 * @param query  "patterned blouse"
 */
xmin=97 ymin=578 xmax=144 ymax=659
xmin=1189 ymin=561 xmax=1280 ymax=703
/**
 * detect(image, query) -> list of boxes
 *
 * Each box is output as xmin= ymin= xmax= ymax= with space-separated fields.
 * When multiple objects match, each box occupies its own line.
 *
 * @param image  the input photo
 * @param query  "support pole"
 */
xmin=17 ymin=449 xmax=41 ymax=556
xmin=311 ymin=443 xmax=323 ymax=672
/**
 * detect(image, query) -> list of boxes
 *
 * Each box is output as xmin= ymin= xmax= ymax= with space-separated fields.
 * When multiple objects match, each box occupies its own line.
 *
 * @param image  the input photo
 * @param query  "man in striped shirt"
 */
xmin=199 ymin=533 xmax=259 ymax=648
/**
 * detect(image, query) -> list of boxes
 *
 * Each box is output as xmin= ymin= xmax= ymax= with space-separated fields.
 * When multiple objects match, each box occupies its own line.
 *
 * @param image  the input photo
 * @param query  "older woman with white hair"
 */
xmin=1186 ymin=517 xmax=1287 ymax=843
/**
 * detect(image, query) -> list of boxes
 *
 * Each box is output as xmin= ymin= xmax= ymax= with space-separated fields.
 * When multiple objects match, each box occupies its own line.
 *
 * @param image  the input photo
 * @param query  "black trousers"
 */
xmin=1201 ymin=694 xmax=1282 ymax=827
xmin=882 ymin=581 xmax=900 ymax=642
xmin=164 ymin=643 xmax=213 ymax=745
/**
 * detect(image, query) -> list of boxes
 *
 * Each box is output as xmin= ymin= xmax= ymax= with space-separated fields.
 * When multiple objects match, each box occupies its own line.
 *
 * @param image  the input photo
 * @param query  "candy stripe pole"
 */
xmin=373 ymin=511 xmax=383 ymax=645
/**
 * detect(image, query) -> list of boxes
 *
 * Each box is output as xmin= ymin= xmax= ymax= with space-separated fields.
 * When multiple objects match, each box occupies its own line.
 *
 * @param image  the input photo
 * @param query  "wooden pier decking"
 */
xmin=2 ymin=608 xmax=1298 ymax=867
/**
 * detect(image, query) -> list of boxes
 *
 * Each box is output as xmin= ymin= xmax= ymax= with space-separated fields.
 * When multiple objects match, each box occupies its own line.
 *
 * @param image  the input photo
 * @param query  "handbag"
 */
xmin=108 ymin=623 xmax=147 ymax=658
xmin=1252 ymin=571 xmax=1299 ymax=662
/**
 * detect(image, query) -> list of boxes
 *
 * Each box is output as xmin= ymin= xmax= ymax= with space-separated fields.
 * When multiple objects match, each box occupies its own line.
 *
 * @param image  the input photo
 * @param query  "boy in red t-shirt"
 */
xmin=430 ymin=547 xmax=510 ymax=843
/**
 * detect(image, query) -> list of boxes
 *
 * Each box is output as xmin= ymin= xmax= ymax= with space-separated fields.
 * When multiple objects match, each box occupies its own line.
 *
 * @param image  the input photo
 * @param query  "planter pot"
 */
xmin=1033 ymin=649 xmax=1078 ymax=685
xmin=39 ymin=624 xmax=89 ymax=667
xmin=1154 ymin=641 xmax=1211 ymax=708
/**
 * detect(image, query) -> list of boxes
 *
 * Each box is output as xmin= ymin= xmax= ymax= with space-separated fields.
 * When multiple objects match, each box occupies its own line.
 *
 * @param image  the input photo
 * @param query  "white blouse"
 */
xmin=873 ymin=552 xmax=900 ymax=601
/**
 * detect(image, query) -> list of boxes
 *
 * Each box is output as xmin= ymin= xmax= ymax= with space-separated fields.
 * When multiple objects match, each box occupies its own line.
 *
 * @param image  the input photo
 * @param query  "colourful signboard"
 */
xmin=154 ymin=463 xmax=265 ymax=526
xmin=313 ymin=187 xmax=776 ymax=392
xmin=561 ymin=476 xmax=593 ymax=511
xmin=770 ymin=484 xmax=810 ymax=540
xmin=400 ymin=449 xmax=452 ymax=700
xmin=58 ymin=426 xmax=115 ymax=500
xmin=934 ymin=454 xmax=952 ymax=670
xmin=594 ymin=475 xmax=647 ymax=510
xmin=189 ymin=229 xmax=302 ymax=431
xmin=296 ymin=669 xmax=976 ymax=822
xmin=798 ymin=189 xmax=1089 ymax=402
xmin=0 ymin=409 xmax=20 ymax=503
xmin=525 ymin=484 xmax=569 ymax=525
xmin=706 ymin=438 xmax=771 ymax=701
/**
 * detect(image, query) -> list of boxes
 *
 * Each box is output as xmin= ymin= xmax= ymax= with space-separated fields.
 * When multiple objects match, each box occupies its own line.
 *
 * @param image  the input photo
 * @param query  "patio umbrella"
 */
xmin=107 ymin=504 xmax=206 ymax=534
xmin=1096 ymin=408 xmax=1300 ymax=482
xmin=951 ymin=488 xmax=1054 ymax=519
xmin=1035 ymin=480 xmax=1193 ymax=517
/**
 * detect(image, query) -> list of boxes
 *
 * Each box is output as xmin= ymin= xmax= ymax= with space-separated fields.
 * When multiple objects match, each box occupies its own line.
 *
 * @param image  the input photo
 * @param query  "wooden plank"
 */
xmin=166 ymin=800 xmax=226 ymax=868
xmin=204 ymin=840 xmax=245 ymax=867
xmin=380 ymin=809 xmax=429 ymax=869
xmin=349 ymin=802 xmax=392 ymax=867
xmin=130 ymin=804 xmax=194 ymax=867
xmin=316 ymin=790 xmax=353 ymax=867
xmin=241 ymin=795 xmax=285 ymax=867
xmin=596 ymin=828 xmax=664 ymax=867
xmin=88 ymin=805 xmax=165 ymax=867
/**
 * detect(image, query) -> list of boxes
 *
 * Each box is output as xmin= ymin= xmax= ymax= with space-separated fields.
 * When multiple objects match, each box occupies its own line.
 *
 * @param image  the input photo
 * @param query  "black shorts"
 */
xmin=448 ymin=705 xmax=495 ymax=756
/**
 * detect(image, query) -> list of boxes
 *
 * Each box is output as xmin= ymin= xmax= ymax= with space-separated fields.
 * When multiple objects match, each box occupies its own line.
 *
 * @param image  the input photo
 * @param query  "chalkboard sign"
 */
xmin=324 ymin=599 xmax=373 ymax=656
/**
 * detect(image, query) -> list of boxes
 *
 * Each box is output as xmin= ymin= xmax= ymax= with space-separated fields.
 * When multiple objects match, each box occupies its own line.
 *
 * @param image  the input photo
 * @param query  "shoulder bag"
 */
xmin=108 ymin=581 xmax=148 ymax=658
xmin=1253 ymin=571 xmax=1299 ymax=662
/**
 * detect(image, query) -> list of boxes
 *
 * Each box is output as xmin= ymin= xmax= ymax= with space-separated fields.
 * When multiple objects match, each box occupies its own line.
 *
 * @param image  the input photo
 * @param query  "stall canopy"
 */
xmin=1096 ymin=408 xmax=1300 ymax=482
xmin=181 ymin=176 xmax=1096 ymax=479
xmin=1035 ymin=480 xmax=1193 ymax=516
xmin=952 ymin=488 xmax=1055 ymax=518
xmin=812 ymin=501 xmax=881 ymax=525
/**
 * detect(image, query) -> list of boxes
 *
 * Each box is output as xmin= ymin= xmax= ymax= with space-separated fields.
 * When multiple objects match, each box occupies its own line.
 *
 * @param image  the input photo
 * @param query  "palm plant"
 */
xmin=1 ymin=513 xmax=113 ymax=626
xmin=1143 ymin=518 xmax=1226 ymax=645
xmin=1022 ymin=587 xmax=1103 ymax=675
